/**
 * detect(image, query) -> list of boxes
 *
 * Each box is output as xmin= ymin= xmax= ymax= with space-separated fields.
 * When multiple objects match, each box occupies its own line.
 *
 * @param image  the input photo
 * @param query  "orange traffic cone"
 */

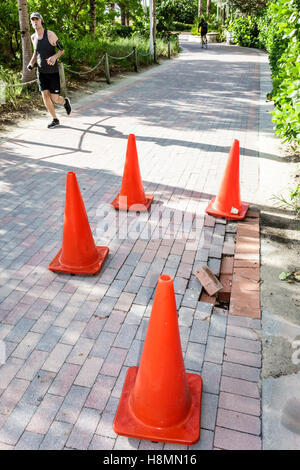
xmin=113 ymin=274 xmax=202 ymax=444
xmin=205 ymin=139 xmax=249 ymax=220
xmin=48 ymin=171 xmax=109 ymax=275
xmin=111 ymin=134 xmax=153 ymax=211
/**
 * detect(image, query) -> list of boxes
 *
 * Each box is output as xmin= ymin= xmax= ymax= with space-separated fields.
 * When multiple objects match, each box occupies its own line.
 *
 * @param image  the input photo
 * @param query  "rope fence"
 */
xmin=0 ymin=37 xmax=177 ymax=92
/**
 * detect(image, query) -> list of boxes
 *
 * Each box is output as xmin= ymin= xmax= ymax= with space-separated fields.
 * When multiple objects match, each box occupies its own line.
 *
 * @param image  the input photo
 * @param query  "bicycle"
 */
xmin=201 ymin=34 xmax=208 ymax=49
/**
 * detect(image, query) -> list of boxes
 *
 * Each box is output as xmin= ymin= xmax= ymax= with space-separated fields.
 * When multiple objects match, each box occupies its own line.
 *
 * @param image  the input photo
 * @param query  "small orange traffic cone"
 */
xmin=205 ymin=139 xmax=249 ymax=220
xmin=111 ymin=134 xmax=153 ymax=211
xmin=113 ymin=274 xmax=202 ymax=444
xmin=48 ymin=172 xmax=109 ymax=275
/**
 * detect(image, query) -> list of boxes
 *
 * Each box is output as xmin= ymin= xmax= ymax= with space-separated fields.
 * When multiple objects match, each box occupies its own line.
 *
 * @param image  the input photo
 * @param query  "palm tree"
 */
xmin=90 ymin=0 xmax=96 ymax=40
xmin=207 ymin=0 xmax=211 ymax=14
xmin=17 ymin=0 xmax=34 ymax=82
xmin=198 ymin=0 xmax=203 ymax=17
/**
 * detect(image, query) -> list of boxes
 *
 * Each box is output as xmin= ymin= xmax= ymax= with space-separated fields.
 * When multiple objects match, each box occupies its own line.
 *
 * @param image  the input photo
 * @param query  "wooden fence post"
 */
xmin=153 ymin=41 xmax=157 ymax=64
xmin=58 ymin=62 xmax=67 ymax=97
xmin=104 ymin=52 xmax=111 ymax=84
xmin=133 ymin=46 xmax=138 ymax=72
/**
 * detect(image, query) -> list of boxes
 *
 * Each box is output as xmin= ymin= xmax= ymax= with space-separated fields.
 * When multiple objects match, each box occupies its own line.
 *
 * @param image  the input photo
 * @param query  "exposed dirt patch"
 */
xmin=262 ymin=336 xmax=300 ymax=379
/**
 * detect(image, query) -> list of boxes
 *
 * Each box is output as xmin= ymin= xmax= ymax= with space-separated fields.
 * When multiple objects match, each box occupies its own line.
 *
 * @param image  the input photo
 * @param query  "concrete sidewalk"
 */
xmin=0 ymin=39 xmax=297 ymax=450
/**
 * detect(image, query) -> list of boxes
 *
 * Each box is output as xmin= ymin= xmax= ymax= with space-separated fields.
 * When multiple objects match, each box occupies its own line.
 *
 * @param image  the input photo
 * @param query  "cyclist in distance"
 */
xmin=198 ymin=18 xmax=208 ymax=48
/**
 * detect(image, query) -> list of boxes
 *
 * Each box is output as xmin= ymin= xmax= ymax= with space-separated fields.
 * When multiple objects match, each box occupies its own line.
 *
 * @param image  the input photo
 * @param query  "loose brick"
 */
xmin=195 ymin=265 xmax=222 ymax=296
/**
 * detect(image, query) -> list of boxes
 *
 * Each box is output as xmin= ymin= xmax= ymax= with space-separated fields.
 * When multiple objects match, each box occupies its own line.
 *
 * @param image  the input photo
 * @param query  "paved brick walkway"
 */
xmin=0 ymin=41 xmax=264 ymax=450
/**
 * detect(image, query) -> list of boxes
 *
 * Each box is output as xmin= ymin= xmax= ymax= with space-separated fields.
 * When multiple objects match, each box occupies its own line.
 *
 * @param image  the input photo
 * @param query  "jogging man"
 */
xmin=198 ymin=18 xmax=208 ymax=48
xmin=27 ymin=12 xmax=71 ymax=129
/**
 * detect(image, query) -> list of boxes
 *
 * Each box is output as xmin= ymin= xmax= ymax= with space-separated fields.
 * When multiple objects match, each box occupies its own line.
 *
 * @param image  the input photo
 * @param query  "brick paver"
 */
xmin=0 ymin=39 xmax=264 ymax=450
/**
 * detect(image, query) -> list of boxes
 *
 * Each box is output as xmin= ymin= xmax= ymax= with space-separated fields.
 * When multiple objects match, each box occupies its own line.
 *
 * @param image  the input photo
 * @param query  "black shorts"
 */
xmin=38 ymin=72 xmax=61 ymax=94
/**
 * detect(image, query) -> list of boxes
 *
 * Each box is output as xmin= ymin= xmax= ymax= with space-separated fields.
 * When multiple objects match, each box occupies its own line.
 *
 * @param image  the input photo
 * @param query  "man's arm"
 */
xmin=46 ymin=31 xmax=64 ymax=66
xmin=27 ymin=34 xmax=37 ymax=70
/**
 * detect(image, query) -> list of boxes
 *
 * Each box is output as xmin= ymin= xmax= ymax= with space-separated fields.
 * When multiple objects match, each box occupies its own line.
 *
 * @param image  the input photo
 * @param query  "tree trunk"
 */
xmin=90 ymin=0 xmax=96 ymax=40
xmin=121 ymin=6 xmax=126 ymax=25
xmin=17 ymin=0 xmax=34 ymax=82
xmin=198 ymin=0 xmax=202 ymax=17
xmin=221 ymin=7 xmax=226 ymax=25
xmin=152 ymin=0 xmax=156 ymax=43
xmin=110 ymin=3 xmax=115 ymax=24
xmin=206 ymin=0 xmax=211 ymax=15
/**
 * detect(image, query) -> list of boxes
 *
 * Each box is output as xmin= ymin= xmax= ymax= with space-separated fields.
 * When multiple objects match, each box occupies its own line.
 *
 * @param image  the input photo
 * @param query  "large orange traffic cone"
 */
xmin=111 ymin=134 xmax=153 ymax=211
xmin=205 ymin=139 xmax=249 ymax=220
xmin=113 ymin=274 xmax=202 ymax=444
xmin=48 ymin=171 xmax=109 ymax=275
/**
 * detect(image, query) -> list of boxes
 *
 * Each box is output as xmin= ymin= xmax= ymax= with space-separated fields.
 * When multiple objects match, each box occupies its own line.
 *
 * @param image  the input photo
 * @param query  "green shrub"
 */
xmin=172 ymin=21 xmax=193 ymax=32
xmin=261 ymin=0 xmax=300 ymax=146
xmin=0 ymin=65 xmax=33 ymax=108
xmin=62 ymin=35 xmax=180 ymax=72
xmin=227 ymin=16 xmax=260 ymax=48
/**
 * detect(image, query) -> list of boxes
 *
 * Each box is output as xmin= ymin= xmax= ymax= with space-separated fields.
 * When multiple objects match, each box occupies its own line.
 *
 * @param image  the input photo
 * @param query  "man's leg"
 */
xmin=50 ymin=94 xmax=65 ymax=106
xmin=51 ymin=93 xmax=71 ymax=115
xmin=41 ymin=90 xmax=58 ymax=119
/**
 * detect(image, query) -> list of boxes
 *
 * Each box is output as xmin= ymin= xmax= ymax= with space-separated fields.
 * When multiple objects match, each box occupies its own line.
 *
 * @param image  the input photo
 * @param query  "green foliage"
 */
xmin=156 ymin=0 xmax=178 ymax=36
xmin=259 ymin=0 xmax=300 ymax=146
xmin=227 ymin=16 xmax=260 ymax=48
xmin=227 ymin=0 xmax=267 ymax=16
xmin=0 ymin=65 xmax=33 ymax=108
xmin=273 ymin=184 xmax=300 ymax=216
xmin=172 ymin=21 xmax=193 ymax=32
xmin=62 ymin=34 xmax=180 ymax=71
xmin=156 ymin=0 xmax=199 ymax=36
xmin=172 ymin=0 xmax=198 ymax=25
xmin=0 ymin=0 xmax=21 ymax=65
